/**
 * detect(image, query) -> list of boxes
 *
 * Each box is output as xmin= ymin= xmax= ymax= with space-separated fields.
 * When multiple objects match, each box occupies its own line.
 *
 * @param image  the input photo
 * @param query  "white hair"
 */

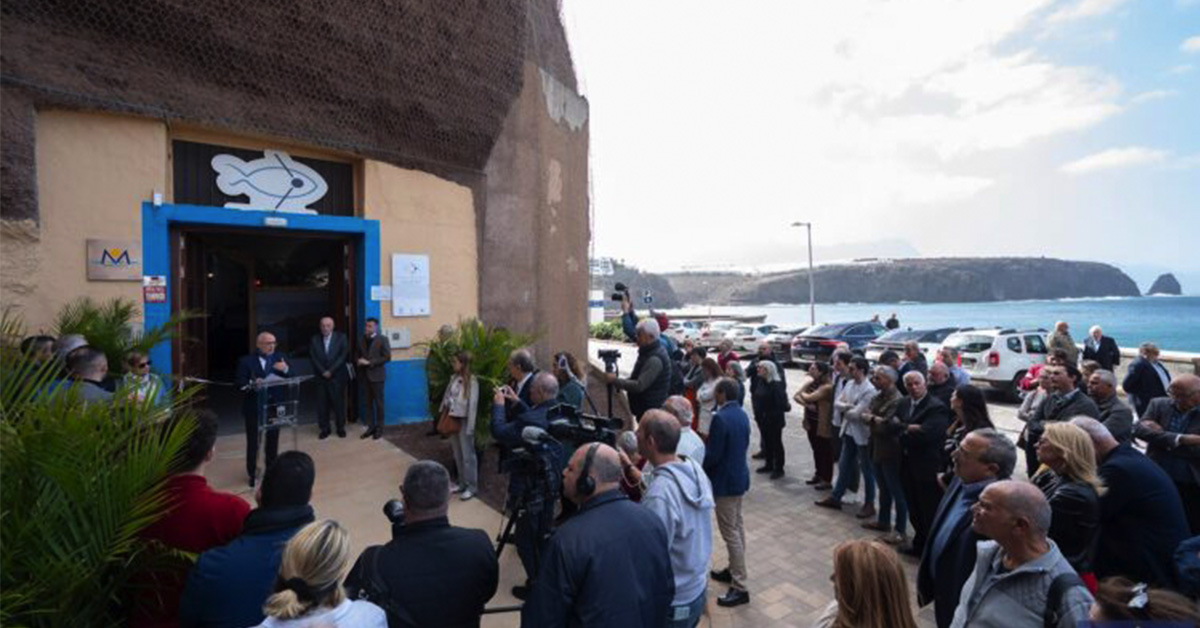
xmin=1089 ymin=325 xmax=1102 ymax=336
xmin=758 ymin=360 xmax=779 ymax=382
xmin=903 ymin=370 xmax=926 ymax=385
xmin=636 ymin=318 xmax=661 ymax=340
xmin=1070 ymin=416 xmax=1113 ymax=444
xmin=1092 ymin=369 xmax=1117 ymax=387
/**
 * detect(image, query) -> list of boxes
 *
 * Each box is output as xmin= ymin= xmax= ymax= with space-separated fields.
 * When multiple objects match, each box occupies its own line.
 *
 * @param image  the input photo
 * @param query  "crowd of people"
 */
xmin=17 ymin=307 xmax=1200 ymax=628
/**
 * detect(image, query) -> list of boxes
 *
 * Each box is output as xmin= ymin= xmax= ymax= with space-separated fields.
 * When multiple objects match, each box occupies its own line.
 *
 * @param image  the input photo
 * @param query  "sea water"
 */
xmin=685 ymin=295 xmax=1200 ymax=353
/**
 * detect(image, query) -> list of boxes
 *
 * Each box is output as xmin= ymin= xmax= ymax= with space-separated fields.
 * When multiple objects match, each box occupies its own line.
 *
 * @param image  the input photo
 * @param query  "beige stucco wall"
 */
xmin=362 ymin=160 xmax=478 ymax=358
xmin=0 ymin=110 xmax=166 ymax=330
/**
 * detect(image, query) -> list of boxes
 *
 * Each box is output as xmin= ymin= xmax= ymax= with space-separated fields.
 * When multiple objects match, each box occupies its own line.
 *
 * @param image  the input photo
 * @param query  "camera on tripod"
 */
xmin=546 ymin=403 xmax=623 ymax=449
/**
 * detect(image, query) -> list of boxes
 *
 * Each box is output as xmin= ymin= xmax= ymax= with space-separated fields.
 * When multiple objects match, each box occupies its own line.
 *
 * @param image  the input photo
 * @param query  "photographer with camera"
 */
xmin=344 ymin=461 xmax=498 ymax=628
xmin=491 ymin=372 xmax=565 ymax=599
xmin=615 ymin=284 xmax=684 ymax=394
xmin=606 ymin=317 xmax=673 ymax=421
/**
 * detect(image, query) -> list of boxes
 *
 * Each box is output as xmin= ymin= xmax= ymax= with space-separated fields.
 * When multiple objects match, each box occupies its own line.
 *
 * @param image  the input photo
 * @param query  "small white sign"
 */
xmin=371 ymin=285 xmax=392 ymax=301
xmin=391 ymin=254 xmax=431 ymax=317
xmin=590 ymin=257 xmax=615 ymax=277
xmin=211 ymin=149 xmax=327 ymax=213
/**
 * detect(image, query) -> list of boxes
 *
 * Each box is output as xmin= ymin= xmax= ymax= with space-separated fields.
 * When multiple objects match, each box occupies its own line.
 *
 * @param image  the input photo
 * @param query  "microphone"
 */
xmin=521 ymin=426 xmax=553 ymax=445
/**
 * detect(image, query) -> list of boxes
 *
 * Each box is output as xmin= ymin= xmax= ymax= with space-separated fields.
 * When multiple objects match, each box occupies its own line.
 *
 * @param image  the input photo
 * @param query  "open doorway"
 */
xmin=172 ymin=226 xmax=359 ymax=433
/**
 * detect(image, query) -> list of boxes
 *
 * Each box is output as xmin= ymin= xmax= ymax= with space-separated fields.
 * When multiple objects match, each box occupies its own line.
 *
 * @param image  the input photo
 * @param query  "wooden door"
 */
xmin=172 ymin=229 xmax=208 ymax=379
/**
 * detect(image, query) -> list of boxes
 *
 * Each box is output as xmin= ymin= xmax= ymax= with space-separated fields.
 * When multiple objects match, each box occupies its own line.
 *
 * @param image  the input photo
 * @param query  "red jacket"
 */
xmin=132 ymin=474 xmax=250 ymax=628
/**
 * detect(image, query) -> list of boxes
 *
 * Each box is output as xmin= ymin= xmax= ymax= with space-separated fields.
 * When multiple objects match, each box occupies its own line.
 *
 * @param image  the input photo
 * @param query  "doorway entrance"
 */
xmin=171 ymin=226 xmax=359 ymax=432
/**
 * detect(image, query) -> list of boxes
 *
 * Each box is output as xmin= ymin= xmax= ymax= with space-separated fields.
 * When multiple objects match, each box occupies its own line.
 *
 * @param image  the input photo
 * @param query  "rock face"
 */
xmin=664 ymin=258 xmax=1141 ymax=305
xmin=1147 ymin=273 xmax=1182 ymax=295
xmin=592 ymin=262 xmax=683 ymax=309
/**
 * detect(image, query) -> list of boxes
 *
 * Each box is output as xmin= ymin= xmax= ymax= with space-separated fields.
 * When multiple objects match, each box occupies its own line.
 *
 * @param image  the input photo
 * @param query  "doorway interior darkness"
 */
xmin=172 ymin=226 xmax=359 ymax=430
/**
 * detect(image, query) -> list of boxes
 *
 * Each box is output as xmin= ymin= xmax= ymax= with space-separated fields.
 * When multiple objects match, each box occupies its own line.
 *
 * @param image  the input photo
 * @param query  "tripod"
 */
xmin=495 ymin=463 xmax=551 ymax=581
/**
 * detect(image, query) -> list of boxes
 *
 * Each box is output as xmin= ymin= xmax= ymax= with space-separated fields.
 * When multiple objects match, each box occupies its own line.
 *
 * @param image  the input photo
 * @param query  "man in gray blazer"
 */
xmin=357 ymin=317 xmax=391 ymax=439
xmin=310 ymin=316 xmax=349 ymax=439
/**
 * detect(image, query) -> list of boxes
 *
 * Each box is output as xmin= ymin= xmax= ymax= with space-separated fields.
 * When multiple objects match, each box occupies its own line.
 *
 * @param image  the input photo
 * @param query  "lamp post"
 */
xmin=791 ymin=221 xmax=815 ymax=326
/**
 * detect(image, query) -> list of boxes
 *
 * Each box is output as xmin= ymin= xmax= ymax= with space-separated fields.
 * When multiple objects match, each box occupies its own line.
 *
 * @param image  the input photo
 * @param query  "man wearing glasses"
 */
xmin=235 ymin=332 xmax=290 ymax=485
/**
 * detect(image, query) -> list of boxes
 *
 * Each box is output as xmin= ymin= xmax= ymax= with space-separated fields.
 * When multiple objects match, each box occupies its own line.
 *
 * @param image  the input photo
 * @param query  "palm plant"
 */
xmin=1 ymin=309 xmax=199 ymax=627
xmin=422 ymin=319 xmax=534 ymax=447
xmin=53 ymin=297 xmax=193 ymax=375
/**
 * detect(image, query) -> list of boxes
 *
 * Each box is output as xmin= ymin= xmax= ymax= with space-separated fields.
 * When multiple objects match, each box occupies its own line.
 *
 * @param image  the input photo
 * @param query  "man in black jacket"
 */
xmin=608 ymin=318 xmax=672 ymax=419
xmin=522 ymin=444 xmax=674 ymax=627
xmin=309 ymin=316 xmax=349 ymax=439
xmin=346 ymin=461 xmax=498 ymax=628
xmin=1024 ymin=363 xmax=1100 ymax=476
xmin=918 ymin=428 xmax=1015 ymax=628
xmin=1122 ymin=342 xmax=1172 ymax=416
xmin=1081 ymin=325 xmax=1120 ymax=371
xmin=234 ymin=332 xmax=290 ymax=484
xmin=896 ymin=371 xmax=951 ymax=557
xmin=1134 ymin=374 xmax=1200 ymax=534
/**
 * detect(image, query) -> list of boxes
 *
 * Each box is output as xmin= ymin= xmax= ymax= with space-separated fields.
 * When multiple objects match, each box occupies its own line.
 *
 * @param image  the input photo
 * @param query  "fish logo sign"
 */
xmin=210 ymin=150 xmax=328 ymax=213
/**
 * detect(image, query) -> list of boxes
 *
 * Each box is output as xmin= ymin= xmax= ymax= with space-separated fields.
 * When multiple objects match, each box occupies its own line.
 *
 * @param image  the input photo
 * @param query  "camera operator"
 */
xmin=618 ymin=290 xmax=684 ymax=395
xmin=606 ymin=318 xmax=673 ymax=420
xmin=491 ymin=372 xmax=565 ymax=599
xmin=344 ymin=461 xmax=498 ymax=628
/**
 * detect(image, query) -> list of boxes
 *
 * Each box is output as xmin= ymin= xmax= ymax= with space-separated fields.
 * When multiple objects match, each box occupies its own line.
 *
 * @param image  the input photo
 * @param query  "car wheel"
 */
xmin=1007 ymin=371 xmax=1026 ymax=402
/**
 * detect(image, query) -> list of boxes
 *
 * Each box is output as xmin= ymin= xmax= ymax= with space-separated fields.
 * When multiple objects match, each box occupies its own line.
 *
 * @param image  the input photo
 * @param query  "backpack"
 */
xmin=348 ymin=545 xmax=416 ymax=626
xmin=1043 ymin=572 xmax=1086 ymax=628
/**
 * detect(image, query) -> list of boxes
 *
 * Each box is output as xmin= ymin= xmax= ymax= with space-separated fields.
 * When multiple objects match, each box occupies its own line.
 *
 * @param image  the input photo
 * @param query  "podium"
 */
xmin=249 ymin=375 xmax=311 ymax=485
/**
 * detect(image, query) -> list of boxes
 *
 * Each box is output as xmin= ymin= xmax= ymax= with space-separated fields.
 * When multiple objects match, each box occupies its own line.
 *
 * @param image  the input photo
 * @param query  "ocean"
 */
xmin=682 ymin=295 xmax=1200 ymax=353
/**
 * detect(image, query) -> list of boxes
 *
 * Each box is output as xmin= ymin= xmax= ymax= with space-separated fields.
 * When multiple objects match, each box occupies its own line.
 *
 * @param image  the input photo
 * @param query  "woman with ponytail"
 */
xmin=255 ymin=520 xmax=386 ymax=627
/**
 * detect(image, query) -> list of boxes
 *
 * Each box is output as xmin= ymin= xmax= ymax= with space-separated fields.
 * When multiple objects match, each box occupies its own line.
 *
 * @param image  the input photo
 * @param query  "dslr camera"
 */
xmin=610 ymin=281 xmax=629 ymax=302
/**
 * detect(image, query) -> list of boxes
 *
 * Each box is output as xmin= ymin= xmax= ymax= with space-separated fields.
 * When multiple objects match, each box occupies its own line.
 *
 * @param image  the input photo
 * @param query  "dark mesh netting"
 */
xmin=1 ymin=0 xmax=578 ymax=221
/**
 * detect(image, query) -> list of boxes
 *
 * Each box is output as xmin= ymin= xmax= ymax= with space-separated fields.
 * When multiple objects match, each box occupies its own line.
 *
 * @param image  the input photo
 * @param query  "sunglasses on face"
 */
xmin=136 ymin=361 xmax=151 ymax=368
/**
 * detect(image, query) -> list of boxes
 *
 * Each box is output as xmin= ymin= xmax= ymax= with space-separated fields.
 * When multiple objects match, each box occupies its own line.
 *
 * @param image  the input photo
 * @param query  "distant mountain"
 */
xmin=591 ymin=262 xmax=683 ymax=309
xmin=1147 ymin=273 xmax=1182 ymax=296
xmin=663 ymin=258 xmax=1141 ymax=304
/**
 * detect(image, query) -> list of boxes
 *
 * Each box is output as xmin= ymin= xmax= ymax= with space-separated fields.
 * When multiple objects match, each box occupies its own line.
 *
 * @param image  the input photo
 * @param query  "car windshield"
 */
xmin=802 ymin=324 xmax=848 ymax=337
xmin=946 ymin=334 xmax=994 ymax=353
xmin=875 ymin=330 xmax=923 ymax=343
xmin=730 ymin=326 xmax=755 ymax=335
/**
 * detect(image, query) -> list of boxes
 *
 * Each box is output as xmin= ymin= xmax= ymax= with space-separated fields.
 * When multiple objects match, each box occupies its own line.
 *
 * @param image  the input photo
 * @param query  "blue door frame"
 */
xmin=140 ymin=202 xmax=429 ymax=424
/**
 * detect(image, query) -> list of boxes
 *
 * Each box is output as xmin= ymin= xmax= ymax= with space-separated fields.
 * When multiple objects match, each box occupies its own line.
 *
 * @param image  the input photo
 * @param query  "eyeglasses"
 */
xmin=136 ymin=361 xmax=151 ymax=368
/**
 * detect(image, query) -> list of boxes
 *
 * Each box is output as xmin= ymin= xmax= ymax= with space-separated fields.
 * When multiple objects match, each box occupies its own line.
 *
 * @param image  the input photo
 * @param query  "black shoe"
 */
xmin=318 ymin=430 xmax=331 ymax=440
xmin=717 ymin=589 xmax=750 ymax=607
xmin=360 ymin=429 xmax=373 ymax=439
xmin=710 ymin=568 xmax=732 ymax=583
xmin=512 ymin=584 xmax=530 ymax=600
xmin=898 ymin=544 xmax=923 ymax=558
xmin=770 ymin=470 xmax=784 ymax=480
xmin=337 ymin=429 xmax=347 ymax=438
xmin=755 ymin=466 xmax=772 ymax=474
xmin=372 ymin=428 xmax=382 ymax=440
xmin=805 ymin=476 xmax=822 ymax=485
xmin=751 ymin=451 xmax=766 ymax=460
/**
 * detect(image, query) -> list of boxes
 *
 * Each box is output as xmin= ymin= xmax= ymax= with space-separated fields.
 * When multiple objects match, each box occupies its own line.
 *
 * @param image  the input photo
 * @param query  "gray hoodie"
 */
xmin=643 ymin=456 xmax=715 ymax=606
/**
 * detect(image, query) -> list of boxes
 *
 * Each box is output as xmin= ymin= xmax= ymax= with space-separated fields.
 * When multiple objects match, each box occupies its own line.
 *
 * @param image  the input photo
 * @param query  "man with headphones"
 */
xmin=522 ymin=443 xmax=675 ymax=628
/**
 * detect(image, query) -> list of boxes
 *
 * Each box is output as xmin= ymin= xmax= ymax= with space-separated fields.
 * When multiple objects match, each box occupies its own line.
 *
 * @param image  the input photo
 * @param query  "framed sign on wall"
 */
xmin=391 ymin=254 xmax=430 ymax=317
xmin=87 ymin=239 xmax=141 ymax=280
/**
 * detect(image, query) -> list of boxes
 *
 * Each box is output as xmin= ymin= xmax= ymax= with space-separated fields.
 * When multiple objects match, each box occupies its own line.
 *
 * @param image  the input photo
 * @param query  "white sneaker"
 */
xmin=460 ymin=489 xmax=475 ymax=501
xmin=450 ymin=485 xmax=463 ymax=494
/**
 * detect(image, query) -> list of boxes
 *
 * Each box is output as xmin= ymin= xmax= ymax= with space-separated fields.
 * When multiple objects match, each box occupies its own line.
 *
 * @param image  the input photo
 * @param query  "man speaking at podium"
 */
xmin=235 ymin=331 xmax=290 ymax=485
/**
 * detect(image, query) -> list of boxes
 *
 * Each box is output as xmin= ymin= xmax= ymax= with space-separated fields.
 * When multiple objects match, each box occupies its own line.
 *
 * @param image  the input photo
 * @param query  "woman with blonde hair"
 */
xmin=811 ymin=539 xmax=918 ymax=628
xmin=1033 ymin=421 xmax=1106 ymax=590
xmin=256 ymin=520 xmax=385 ymax=627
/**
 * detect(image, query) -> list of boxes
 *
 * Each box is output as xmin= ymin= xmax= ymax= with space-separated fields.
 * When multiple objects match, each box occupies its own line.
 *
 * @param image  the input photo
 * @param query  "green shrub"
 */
xmin=421 ymin=319 xmax=534 ymax=448
xmin=53 ymin=297 xmax=193 ymax=375
xmin=1 ymin=309 xmax=199 ymax=627
xmin=589 ymin=319 xmax=625 ymax=341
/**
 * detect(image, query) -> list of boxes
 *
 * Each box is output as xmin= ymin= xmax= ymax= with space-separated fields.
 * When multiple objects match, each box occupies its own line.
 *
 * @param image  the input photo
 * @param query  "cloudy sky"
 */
xmin=562 ymin=0 xmax=1199 ymax=286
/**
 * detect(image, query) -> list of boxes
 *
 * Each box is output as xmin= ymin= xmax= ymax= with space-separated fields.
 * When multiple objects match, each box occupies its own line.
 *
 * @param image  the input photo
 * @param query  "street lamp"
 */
xmin=791 ymin=221 xmax=815 ymax=326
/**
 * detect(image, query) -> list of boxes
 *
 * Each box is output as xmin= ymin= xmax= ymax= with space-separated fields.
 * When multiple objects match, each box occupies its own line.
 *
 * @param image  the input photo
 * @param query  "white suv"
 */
xmin=940 ymin=328 xmax=1048 ymax=398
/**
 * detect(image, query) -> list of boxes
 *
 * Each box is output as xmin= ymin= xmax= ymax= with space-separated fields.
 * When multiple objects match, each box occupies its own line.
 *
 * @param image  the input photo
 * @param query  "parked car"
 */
xmin=698 ymin=320 xmax=739 ymax=348
xmin=791 ymin=321 xmax=888 ymax=366
xmin=940 ymin=328 xmax=1048 ymax=399
xmin=722 ymin=323 xmax=778 ymax=352
xmin=864 ymin=327 xmax=970 ymax=365
xmin=666 ymin=320 xmax=702 ymax=342
xmin=765 ymin=326 xmax=809 ymax=365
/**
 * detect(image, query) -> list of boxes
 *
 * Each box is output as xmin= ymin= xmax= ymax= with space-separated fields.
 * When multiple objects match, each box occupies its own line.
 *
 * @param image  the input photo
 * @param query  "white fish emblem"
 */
xmin=210 ymin=150 xmax=328 ymax=213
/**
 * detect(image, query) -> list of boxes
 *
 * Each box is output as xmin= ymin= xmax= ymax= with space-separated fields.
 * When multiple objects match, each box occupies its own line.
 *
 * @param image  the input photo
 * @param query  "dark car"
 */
xmin=863 ymin=327 xmax=970 ymax=365
xmin=791 ymin=321 xmax=888 ymax=366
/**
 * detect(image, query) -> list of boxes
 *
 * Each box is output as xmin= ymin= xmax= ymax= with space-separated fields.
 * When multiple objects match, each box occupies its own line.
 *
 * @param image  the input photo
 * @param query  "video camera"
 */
xmin=610 ymin=281 xmax=629 ymax=302
xmin=545 ymin=403 xmax=622 ymax=449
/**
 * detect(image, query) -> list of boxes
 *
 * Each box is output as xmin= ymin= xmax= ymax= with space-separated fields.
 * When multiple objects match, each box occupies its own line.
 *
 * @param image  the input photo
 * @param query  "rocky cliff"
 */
xmin=664 ymin=258 xmax=1141 ymax=305
xmin=1147 ymin=273 xmax=1182 ymax=295
xmin=592 ymin=262 xmax=683 ymax=309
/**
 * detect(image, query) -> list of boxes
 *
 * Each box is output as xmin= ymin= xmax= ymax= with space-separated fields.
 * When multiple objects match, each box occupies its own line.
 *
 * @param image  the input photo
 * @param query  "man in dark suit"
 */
xmin=309 ymin=316 xmax=349 ymax=439
xmin=917 ymin=428 xmax=1016 ymax=628
xmin=507 ymin=349 xmax=538 ymax=409
xmin=234 ymin=332 xmax=290 ymax=484
xmin=1081 ymin=325 xmax=1120 ymax=371
xmin=1024 ymin=363 xmax=1100 ymax=476
xmin=356 ymin=317 xmax=391 ymax=440
xmin=704 ymin=378 xmax=752 ymax=608
xmin=1072 ymin=416 xmax=1190 ymax=587
xmin=1134 ymin=374 xmax=1200 ymax=534
xmin=1122 ymin=342 xmax=1172 ymax=416
xmin=896 ymin=371 xmax=952 ymax=557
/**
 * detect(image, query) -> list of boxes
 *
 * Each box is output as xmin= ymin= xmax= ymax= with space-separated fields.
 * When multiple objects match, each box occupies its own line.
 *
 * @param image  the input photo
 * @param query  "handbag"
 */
xmin=436 ymin=408 xmax=462 ymax=436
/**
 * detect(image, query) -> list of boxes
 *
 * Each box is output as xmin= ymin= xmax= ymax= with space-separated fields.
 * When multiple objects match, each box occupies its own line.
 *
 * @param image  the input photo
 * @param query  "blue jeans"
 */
xmin=667 ymin=591 xmax=707 ymax=628
xmin=831 ymin=435 xmax=874 ymax=505
xmin=873 ymin=460 xmax=907 ymax=534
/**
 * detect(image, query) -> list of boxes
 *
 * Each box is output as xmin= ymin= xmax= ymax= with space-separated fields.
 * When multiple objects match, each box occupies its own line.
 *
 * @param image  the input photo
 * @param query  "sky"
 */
xmin=561 ymin=0 xmax=1199 ymax=288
